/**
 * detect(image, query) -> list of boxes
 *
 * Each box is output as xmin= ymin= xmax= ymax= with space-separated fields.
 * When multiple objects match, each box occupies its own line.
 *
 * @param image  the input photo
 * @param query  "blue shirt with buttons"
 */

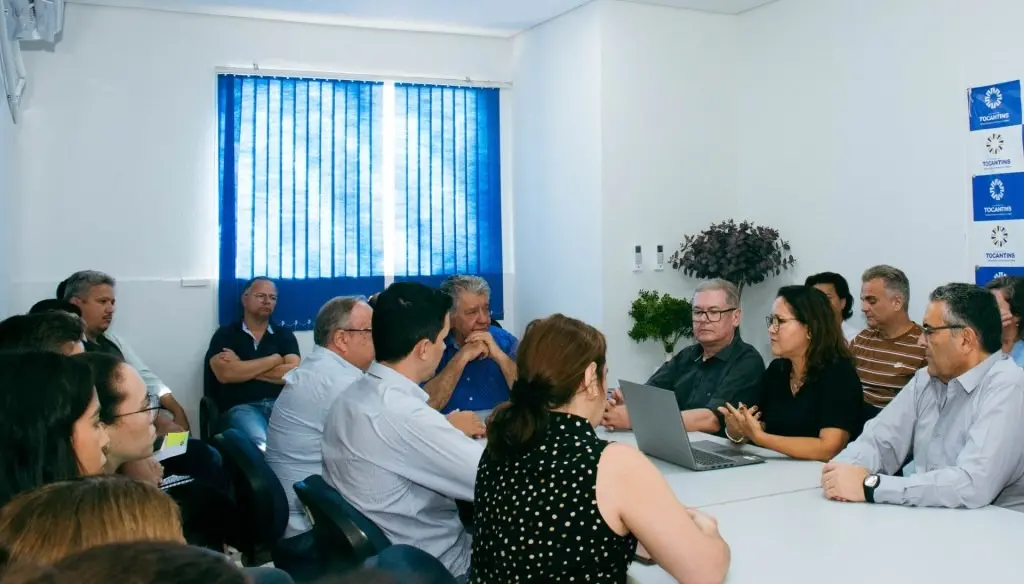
xmin=437 ymin=325 xmax=518 ymax=414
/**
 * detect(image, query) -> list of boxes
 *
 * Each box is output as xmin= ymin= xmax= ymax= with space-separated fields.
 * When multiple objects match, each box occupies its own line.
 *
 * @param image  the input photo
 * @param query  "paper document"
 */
xmin=152 ymin=431 xmax=189 ymax=462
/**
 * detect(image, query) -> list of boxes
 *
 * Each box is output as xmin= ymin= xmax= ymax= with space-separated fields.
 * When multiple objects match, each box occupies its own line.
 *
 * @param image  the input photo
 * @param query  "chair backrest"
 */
xmin=211 ymin=429 xmax=289 ymax=546
xmin=364 ymin=544 xmax=458 ymax=584
xmin=293 ymin=475 xmax=391 ymax=564
xmin=199 ymin=395 xmax=220 ymax=442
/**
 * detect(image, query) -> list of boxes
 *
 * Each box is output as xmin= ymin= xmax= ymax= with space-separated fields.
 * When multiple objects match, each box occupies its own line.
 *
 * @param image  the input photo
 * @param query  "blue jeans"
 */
xmin=220 ymin=398 xmax=276 ymax=450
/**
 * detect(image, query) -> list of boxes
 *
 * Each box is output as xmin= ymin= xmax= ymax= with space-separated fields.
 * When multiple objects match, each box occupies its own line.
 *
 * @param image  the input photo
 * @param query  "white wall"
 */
xmin=512 ymin=2 xmax=605 ymax=329
xmin=512 ymin=1 xmax=739 ymax=383
xmin=14 ymin=3 xmax=513 ymax=422
xmin=733 ymin=0 xmax=988 ymax=351
xmin=600 ymin=1 xmax=738 ymax=383
xmin=0 ymin=107 xmax=14 ymax=318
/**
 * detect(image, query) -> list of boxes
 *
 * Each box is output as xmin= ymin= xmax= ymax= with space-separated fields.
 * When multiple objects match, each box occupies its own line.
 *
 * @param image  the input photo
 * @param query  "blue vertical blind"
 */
xmin=218 ymin=75 xmax=504 ymax=329
xmin=218 ymin=75 xmax=384 ymax=328
xmin=393 ymin=84 xmax=504 ymax=317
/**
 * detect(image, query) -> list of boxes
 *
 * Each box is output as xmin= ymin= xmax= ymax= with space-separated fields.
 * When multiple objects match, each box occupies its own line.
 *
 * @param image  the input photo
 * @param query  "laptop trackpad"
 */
xmin=692 ymin=440 xmax=748 ymax=458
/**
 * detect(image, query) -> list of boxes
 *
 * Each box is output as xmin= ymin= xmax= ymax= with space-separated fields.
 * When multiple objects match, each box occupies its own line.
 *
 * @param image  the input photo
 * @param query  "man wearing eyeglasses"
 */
xmin=265 ymin=296 xmax=374 ymax=537
xmin=205 ymin=277 xmax=300 ymax=448
xmin=824 ymin=283 xmax=1024 ymax=511
xmin=603 ymin=279 xmax=765 ymax=435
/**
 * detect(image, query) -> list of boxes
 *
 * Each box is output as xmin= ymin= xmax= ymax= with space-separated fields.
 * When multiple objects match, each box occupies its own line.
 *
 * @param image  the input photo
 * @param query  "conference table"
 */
xmin=591 ymin=428 xmax=1024 ymax=584
xmin=472 ymin=413 xmax=1024 ymax=582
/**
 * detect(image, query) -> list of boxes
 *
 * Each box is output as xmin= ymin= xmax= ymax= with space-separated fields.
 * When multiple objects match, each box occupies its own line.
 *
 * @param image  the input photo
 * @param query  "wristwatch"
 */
xmin=863 ymin=474 xmax=880 ymax=503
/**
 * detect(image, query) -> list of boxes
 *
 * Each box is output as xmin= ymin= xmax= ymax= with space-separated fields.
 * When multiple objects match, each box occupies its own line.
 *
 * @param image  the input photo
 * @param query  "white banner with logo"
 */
xmin=968 ymin=80 xmax=1024 ymax=284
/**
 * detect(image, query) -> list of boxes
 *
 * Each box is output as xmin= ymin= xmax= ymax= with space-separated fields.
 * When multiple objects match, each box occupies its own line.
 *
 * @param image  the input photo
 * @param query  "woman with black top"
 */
xmin=719 ymin=285 xmax=863 ymax=462
xmin=472 ymin=314 xmax=730 ymax=584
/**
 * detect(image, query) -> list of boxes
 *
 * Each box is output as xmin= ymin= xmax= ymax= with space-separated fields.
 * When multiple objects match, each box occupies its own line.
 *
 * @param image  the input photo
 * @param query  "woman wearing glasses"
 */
xmin=719 ymin=285 xmax=863 ymax=462
xmin=79 ymin=352 xmax=236 ymax=552
xmin=78 ymin=353 xmax=162 ymax=482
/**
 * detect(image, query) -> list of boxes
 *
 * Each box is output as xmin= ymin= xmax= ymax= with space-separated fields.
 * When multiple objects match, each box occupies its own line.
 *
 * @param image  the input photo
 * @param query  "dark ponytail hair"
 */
xmin=486 ymin=314 xmax=606 ymax=461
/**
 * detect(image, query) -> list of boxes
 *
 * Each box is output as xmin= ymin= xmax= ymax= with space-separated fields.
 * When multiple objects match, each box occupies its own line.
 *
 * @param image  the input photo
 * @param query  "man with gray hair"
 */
xmin=264 ymin=296 xmax=373 ymax=537
xmin=824 ymin=283 xmax=1024 ymax=511
xmin=603 ymin=278 xmax=765 ymax=435
xmin=425 ymin=275 xmax=518 ymax=414
xmin=850 ymin=265 xmax=928 ymax=425
xmin=62 ymin=270 xmax=191 ymax=432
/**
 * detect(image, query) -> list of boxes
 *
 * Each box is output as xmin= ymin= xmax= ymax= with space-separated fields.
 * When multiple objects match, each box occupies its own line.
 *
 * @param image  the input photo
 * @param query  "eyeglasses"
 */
xmin=765 ymin=315 xmax=799 ymax=330
xmin=341 ymin=328 xmax=372 ymax=334
xmin=692 ymin=308 xmax=737 ymax=322
xmin=251 ymin=293 xmax=278 ymax=303
xmin=921 ymin=324 xmax=966 ymax=337
xmin=113 ymin=396 xmax=163 ymax=419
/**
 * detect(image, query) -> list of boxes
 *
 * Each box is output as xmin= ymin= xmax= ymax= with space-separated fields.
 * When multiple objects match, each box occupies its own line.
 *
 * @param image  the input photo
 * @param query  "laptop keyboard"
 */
xmin=693 ymin=449 xmax=735 ymax=468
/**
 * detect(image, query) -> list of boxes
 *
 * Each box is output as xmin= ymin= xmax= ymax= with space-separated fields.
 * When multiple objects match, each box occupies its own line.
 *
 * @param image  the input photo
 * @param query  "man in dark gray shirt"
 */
xmin=823 ymin=283 xmax=1024 ymax=511
xmin=603 ymin=279 xmax=765 ymax=434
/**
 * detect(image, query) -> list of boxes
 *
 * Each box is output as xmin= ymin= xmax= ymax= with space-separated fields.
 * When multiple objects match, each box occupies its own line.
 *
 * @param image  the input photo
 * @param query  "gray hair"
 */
xmin=694 ymin=279 xmax=740 ymax=308
xmin=62 ymin=271 xmax=116 ymax=302
xmin=862 ymin=265 xmax=910 ymax=311
xmin=313 ymin=296 xmax=366 ymax=347
xmin=440 ymin=275 xmax=491 ymax=313
xmin=929 ymin=283 xmax=1003 ymax=354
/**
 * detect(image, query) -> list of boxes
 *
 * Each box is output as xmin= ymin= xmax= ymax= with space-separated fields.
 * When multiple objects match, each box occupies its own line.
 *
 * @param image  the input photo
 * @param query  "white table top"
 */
xmin=628 ymin=488 xmax=1024 ymax=584
xmin=596 ymin=428 xmax=824 ymax=509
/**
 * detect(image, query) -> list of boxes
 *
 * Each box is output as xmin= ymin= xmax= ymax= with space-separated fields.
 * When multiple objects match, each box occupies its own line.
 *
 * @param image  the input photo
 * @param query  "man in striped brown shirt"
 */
xmin=850 ymin=265 xmax=928 ymax=425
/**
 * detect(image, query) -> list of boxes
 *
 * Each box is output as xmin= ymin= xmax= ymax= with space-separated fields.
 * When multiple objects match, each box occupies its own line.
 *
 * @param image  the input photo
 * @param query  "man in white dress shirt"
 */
xmin=322 ymin=282 xmax=483 ymax=580
xmin=265 ymin=296 xmax=374 ymax=537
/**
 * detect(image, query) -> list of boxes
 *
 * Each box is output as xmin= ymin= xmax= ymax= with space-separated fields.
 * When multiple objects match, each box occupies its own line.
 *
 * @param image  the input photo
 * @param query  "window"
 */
xmin=217 ymin=74 xmax=504 ymax=329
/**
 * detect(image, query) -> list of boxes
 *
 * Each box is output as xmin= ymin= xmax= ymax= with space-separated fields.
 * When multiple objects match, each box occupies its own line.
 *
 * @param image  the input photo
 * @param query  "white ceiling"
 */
xmin=70 ymin=0 xmax=779 ymax=36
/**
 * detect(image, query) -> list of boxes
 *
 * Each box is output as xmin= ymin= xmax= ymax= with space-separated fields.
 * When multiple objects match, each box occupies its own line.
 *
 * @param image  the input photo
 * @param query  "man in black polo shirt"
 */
xmin=205 ymin=277 xmax=300 ymax=448
xmin=603 ymin=278 xmax=765 ymax=435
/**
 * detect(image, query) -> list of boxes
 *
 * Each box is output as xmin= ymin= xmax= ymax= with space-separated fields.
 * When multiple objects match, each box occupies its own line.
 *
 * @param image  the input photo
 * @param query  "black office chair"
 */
xmin=364 ymin=545 xmax=458 ymax=584
xmin=294 ymin=475 xmax=391 ymax=569
xmin=199 ymin=395 xmax=220 ymax=442
xmin=210 ymin=429 xmax=323 ymax=579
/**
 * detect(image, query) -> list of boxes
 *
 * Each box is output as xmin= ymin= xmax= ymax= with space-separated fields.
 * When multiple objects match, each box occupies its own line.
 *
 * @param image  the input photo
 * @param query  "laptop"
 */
xmin=618 ymin=380 xmax=765 ymax=471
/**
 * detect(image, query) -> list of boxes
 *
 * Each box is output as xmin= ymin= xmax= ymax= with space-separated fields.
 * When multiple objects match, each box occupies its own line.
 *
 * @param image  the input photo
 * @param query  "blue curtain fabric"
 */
xmin=218 ymin=76 xmax=503 ymax=329
xmin=393 ymin=84 xmax=504 ymax=318
xmin=218 ymin=75 xmax=385 ymax=329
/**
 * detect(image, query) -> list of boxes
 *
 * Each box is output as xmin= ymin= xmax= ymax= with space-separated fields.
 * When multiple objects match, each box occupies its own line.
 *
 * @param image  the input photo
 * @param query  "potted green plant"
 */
xmin=628 ymin=290 xmax=694 ymax=361
xmin=670 ymin=219 xmax=795 ymax=297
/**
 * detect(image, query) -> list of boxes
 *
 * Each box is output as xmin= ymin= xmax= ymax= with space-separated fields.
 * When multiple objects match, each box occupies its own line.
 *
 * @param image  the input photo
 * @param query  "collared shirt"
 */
xmin=322 ymin=362 xmax=483 ymax=576
xmin=850 ymin=324 xmax=928 ymax=408
xmin=833 ymin=353 xmax=1024 ymax=511
xmin=645 ymin=334 xmax=765 ymax=429
xmin=85 ymin=330 xmax=172 ymax=399
xmin=242 ymin=321 xmax=274 ymax=350
xmin=265 ymin=346 xmax=364 ymax=537
xmin=1010 ymin=340 xmax=1024 ymax=368
xmin=436 ymin=325 xmax=519 ymax=414
xmin=203 ymin=321 xmax=300 ymax=411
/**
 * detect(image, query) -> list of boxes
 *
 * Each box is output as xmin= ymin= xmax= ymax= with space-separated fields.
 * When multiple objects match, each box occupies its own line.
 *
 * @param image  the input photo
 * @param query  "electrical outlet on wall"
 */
xmin=655 ymin=245 xmax=665 ymax=271
xmin=633 ymin=245 xmax=643 ymax=272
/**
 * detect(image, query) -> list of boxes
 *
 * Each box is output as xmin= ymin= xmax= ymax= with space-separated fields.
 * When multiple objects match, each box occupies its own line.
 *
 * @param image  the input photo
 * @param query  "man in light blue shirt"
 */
xmin=823 ymin=283 xmax=1024 ymax=511
xmin=265 ymin=296 xmax=374 ymax=537
xmin=322 ymin=283 xmax=483 ymax=580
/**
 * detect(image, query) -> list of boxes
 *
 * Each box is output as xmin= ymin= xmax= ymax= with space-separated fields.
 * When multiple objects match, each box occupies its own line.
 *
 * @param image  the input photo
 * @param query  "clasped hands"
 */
xmin=716 ymin=402 xmax=764 ymax=444
xmin=458 ymin=331 xmax=503 ymax=363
